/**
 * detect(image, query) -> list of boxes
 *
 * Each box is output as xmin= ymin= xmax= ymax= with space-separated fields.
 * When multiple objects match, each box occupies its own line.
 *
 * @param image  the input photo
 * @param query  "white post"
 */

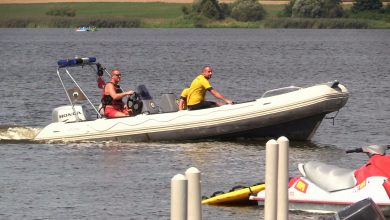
xmin=277 ymin=136 xmax=289 ymax=220
xmin=185 ymin=167 xmax=202 ymax=220
xmin=265 ymin=139 xmax=279 ymax=220
xmin=171 ymin=174 xmax=188 ymax=220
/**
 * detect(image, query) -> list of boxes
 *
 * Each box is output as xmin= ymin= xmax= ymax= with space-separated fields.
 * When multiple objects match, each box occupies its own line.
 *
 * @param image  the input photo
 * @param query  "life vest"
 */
xmin=101 ymin=82 xmax=124 ymax=108
xmin=354 ymin=155 xmax=390 ymax=184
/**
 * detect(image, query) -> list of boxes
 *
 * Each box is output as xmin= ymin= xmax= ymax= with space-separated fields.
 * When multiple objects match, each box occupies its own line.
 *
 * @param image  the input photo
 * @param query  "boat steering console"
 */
xmin=126 ymin=93 xmax=143 ymax=115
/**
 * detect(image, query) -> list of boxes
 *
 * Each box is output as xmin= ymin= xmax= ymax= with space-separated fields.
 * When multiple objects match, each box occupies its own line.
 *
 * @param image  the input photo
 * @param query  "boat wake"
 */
xmin=0 ymin=125 xmax=41 ymax=144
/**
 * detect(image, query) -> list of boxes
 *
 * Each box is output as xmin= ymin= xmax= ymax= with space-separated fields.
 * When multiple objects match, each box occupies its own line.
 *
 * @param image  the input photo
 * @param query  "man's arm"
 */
xmin=107 ymin=84 xmax=133 ymax=100
xmin=178 ymin=98 xmax=185 ymax=110
xmin=210 ymin=89 xmax=233 ymax=104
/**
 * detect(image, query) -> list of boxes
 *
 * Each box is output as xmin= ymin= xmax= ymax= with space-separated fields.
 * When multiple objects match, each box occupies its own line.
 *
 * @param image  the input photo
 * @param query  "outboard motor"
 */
xmin=52 ymin=87 xmax=89 ymax=122
xmin=160 ymin=93 xmax=179 ymax=113
xmin=52 ymin=105 xmax=88 ymax=123
xmin=136 ymin=85 xmax=159 ymax=114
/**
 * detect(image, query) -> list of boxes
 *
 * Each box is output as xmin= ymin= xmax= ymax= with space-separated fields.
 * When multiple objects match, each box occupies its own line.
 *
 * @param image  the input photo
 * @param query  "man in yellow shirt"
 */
xmin=186 ymin=65 xmax=233 ymax=110
xmin=178 ymin=87 xmax=189 ymax=110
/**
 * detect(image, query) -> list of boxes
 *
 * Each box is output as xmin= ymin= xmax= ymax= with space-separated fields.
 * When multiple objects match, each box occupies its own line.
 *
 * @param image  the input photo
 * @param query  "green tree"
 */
xmin=192 ymin=0 xmax=225 ymax=20
xmin=292 ymin=0 xmax=343 ymax=18
xmin=230 ymin=0 xmax=266 ymax=21
xmin=352 ymin=0 xmax=383 ymax=12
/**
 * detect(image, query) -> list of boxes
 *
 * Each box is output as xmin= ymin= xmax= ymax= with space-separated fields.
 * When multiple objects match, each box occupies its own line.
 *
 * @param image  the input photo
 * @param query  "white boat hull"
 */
xmin=34 ymin=83 xmax=348 ymax=142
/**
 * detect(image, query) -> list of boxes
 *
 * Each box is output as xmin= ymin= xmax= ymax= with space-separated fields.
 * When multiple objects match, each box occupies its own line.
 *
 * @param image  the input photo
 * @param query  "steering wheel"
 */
xmin=126 ymin=93 xmax=143 ymax=115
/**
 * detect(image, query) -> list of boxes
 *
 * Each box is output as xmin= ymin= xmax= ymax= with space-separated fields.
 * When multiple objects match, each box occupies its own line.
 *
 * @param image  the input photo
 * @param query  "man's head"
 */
xmin=202 ymin=65 xmax=213 ymax=79
xmin=111 ymin=69 xmax=122 ymax=83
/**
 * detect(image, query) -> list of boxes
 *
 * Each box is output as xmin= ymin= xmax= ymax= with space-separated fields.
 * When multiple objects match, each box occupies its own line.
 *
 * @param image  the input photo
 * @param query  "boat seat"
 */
xmin=301 ymin=161 xmax=356 ymax=192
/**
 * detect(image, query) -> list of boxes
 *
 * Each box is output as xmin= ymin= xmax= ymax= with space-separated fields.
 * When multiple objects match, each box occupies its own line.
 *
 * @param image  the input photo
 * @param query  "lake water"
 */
xmin=0 ymin=28 xmax=389 ymax=219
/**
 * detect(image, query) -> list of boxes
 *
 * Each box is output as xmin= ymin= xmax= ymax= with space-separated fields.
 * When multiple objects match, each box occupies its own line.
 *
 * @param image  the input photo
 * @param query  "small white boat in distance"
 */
xmin=34 ymin=57 xmax=349 ymax=143
xmin=75 ymin=26 xmax=97 ymax=32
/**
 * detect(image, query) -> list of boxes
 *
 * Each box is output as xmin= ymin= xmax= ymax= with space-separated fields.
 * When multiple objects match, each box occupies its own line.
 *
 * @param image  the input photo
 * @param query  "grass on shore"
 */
xmin=0 ymin=2 xmax=389 ymax=28
xmin=0 ymin=2 xmax=188 ymax=27
xmin=0 ymin=3 xmax=186 ymax=19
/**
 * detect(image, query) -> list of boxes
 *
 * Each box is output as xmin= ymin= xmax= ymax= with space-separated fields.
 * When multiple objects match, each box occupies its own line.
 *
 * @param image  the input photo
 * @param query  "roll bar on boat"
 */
xmin=56 ymin=57 xmax=107 ymax=119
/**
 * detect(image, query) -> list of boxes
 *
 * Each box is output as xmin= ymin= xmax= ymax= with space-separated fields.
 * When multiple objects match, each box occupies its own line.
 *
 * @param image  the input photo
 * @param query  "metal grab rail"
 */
xmin=57 ymin=64 xmax=103 ymax=120
xmin=261 ymin=86 xmax=302 ymax=98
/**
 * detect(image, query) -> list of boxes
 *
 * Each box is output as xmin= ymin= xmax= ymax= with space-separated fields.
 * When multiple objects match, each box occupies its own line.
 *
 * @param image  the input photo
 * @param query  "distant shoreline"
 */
xmin=2 ymin=0 xmax=388 ymax=5
xmin=0 ymin=0 xmax=290 ymax=4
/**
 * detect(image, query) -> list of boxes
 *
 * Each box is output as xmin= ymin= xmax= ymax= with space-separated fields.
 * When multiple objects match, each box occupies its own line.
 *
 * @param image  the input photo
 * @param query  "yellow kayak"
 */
xmin=202 ymin=183 xmax=265 ymax=206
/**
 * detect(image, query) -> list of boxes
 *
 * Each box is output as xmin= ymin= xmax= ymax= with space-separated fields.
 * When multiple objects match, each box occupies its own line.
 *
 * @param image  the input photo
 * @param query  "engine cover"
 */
xmin=52 ymin=105 xmax=87 ymax=123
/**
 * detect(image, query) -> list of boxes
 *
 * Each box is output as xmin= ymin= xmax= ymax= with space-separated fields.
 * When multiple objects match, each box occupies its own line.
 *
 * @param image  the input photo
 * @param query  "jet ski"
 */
xmin=250 ymin=145 xmax=390 ymax=217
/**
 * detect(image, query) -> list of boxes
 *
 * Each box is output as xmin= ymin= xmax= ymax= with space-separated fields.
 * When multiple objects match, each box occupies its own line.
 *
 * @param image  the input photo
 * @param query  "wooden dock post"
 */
xmin=277 ymin=136 xmax=289 ymax=220
xmin=186 ymin=167 xmax=202 ymax=220
xmin=265 ymin=139 xmax=278 ymax=220
xmin=171 ymin=174 xmax=188 ymax=220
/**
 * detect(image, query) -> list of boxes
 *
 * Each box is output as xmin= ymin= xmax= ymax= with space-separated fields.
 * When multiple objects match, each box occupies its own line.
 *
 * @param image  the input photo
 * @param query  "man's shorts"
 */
xmin=187 ymin=101 xmax=217 ymax=111
xmin=104 ymin=106 xmax=130 ymax=118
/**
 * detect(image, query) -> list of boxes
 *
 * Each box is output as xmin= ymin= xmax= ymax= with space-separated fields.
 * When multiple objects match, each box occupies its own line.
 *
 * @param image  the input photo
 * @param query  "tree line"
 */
xmin=181 ymin=0 xmax=389 ymax=25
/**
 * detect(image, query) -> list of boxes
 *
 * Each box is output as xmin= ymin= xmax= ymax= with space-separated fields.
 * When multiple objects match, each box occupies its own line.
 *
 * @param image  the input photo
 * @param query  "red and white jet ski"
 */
xmin=250 ymin=145 xmax=390 ymax=216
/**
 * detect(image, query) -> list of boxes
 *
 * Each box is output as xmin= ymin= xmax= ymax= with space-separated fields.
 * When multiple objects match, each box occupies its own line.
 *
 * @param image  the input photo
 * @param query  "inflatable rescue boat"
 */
xmin=34 ymin=57 xmax=349 ymax=143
